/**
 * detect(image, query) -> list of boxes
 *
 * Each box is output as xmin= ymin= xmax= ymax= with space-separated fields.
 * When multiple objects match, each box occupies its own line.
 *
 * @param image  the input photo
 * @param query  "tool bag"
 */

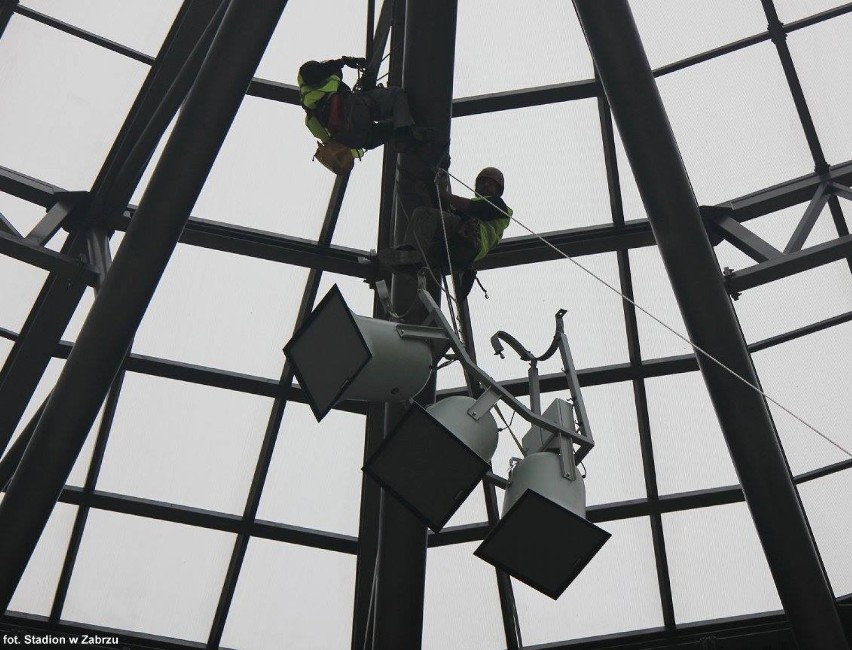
xmin=313 ymin=140 xmax=354 ymax=175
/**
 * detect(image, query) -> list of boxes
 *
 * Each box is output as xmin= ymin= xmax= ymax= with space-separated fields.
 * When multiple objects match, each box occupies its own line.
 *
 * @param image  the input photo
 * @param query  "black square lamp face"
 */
xmin=474 ymin=490 xmax=611 ymax=599
xmin=283 ymin=285 xmax=371 ymax=421
xmin=363 ymin=403 xmax=490 ymax=533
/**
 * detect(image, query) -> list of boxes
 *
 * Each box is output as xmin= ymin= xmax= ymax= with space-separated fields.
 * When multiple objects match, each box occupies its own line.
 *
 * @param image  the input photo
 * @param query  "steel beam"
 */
xmin=25 ymin=192 xmax=87 ymax=246
xmin=0 ymin=230 xmax=98 ymax=282
xmin=14 ymin=6 xmax=153 ymax=65
xmin=0 ymin=0 xmax=290 ymax=611
xmin=352 ymin=1 xmax=405 ymax=647
xmin=0 ymin=212 xmax=21 ymax=237
xmin=597 ymin=90 xmax=675 ymax=630
xmin=711 ymin=213 xmax=782 ymax=262
xmin=372 ymin=2 xmax=457 ymax=647
xmin=206 ymin=170 xmax=352 ymax=648
xmin=0 ymin=0 xmax=18 ymax=39
xmin=0 ymin=232 xmax=91 ymax=452
xmin=784 ymin=182 xmax=829 ymax=253
xmin=572 ymin=2 xmax=848 ymax=647
xmin=727 ymin=234 xmax=852 ymax=293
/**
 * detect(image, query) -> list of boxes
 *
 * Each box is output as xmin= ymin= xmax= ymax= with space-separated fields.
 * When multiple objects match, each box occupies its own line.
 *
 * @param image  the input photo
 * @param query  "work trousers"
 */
xmin=404 ymin=207 xmax=478 ymax=270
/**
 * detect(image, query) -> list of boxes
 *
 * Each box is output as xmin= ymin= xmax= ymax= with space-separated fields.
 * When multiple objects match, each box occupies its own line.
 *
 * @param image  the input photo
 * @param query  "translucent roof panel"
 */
xmin=131 ymin=244 xmax=310 ymax=378
xmin=63 ymin=511 xmax=235 ymax=641
xmin=631 ymin=0 xmax=768 ymax=69
xmin=423 ymin=542 xmax=505 ymax=650
xmin=456 ymin=254 xmax=629 ymax=389
xmin=0 ymin=256 xmax=49 ymax=333
xmin=95 ymin=373 xmax=272 ymax=515
xmin=0 ymin=16 xmax=148 ymax=189
xmin=257 ymin=402 xmax=365 ymax=535
xmin=514 ymin=517 xmax=663 ymax=644
xmin=773 ymin=0 xmax=850 ymax=23
xmin=799 ymin=470 xmax=852 ymax=596
xmin=451 ymin=99 xmax=612 ymax=234
xmin=8 ymin=502 xmax=78 ymax=617
xmin=656 ymin=41 xmax=813 ymax=204
xmin=20 ymin=0 xmax=180 ymax=56
xmin=0 ymin=193 xmax=49 ymax=239
xmin=646 ymin=371 xmax=739 ymax=495
xmin=664 ymin=503 xmax=782 ymax=623
xmin=255 ymin=0 xmax=366 ymax=84
xmin=787 ymin=11 xmax=852 ymax=165
xmin=454 ymin=0 xmax=593 ymax=96
xmin=221 ymin=537 xmax=355 ymax=650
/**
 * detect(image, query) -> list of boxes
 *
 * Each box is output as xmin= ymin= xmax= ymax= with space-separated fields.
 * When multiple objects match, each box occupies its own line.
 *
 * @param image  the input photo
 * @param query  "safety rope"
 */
xmin=390 ymin=176 xmax=463 ymax=338
xmin=444 ymin=170 xmax=852 ymax=461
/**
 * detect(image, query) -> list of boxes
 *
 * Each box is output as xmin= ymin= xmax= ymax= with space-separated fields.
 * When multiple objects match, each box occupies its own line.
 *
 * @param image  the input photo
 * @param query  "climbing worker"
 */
xmin=377 ymin=167 xmax=512 ymax=298
xmin=298 ymin=56 xmax=429 ymax=173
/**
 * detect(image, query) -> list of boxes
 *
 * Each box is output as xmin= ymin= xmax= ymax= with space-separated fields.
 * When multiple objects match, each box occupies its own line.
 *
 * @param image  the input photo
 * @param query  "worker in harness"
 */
xmin=377 ymin=167 xmax=512 ymax=298
xmin=298 ymin=57 xmax=429 ymax=172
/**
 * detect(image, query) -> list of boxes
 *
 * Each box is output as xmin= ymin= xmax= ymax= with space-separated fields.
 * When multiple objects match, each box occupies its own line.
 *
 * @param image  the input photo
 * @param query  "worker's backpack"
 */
xmin=313 ymin=140 xmax=354 ymax=175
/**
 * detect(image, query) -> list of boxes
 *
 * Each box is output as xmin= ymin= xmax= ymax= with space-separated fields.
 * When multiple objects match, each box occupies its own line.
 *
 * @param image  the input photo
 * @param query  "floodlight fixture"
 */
xmin=475 ymin=449 xmax=610 ymax=600
xmin=283 ymin=284 xmax=439 ymax=421
xmin=364 ymin=395 xmax=499 ymax=532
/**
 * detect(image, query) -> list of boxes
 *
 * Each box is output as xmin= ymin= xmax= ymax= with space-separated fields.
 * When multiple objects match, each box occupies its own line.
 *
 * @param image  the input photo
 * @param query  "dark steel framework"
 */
xmin=0 ymin=0 xmax=851 ymax=648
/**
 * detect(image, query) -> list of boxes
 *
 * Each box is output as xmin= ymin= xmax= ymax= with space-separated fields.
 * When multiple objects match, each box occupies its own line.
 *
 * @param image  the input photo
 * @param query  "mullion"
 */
xmin=206 ymin=176 xmax=350 ymax=647
xmin=597 ymin=88 xmax=676 ymax=630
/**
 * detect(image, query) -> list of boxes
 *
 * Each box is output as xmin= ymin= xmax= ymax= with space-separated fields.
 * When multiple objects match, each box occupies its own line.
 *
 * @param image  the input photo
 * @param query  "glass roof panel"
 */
xmin=423 ymin=542 xmax=505 ymax=650
xmin=656 ymin=41 xmax=813 ymax=205
xmin=0 ymin=338 xmax=12 ymax=367
xmin=630 ymin=0 xmax=767 ymax=70
xmin=454 ymin=254 xmax=629 ymax=389
xmin=63 ymin=511 xmax=235 ymax=641
xmin=19 ymin=1 xmax=180 ymax=56
xmin=454 ymin=0 xmax=592 ymax=97
xmin=332 ymin=146 xmax=383 ymax=251
xmin=221 ymin=537 xmax=355 ymax=650
xmin=257 ymin=402 xmax=364 ymax=535
xmin=664 ymin=502 xmax=782 ymax=624
xmin=255 ymin=0 xmax=366 ymax=84
xmin=628 ymin=246 xmax=694 ymax=361
xmin=773 ymin=0 xmax=849 ymax=23
xmin=8 ymin=502 xmax=77 ymax=617
xmin=96 ymin=373 xmax=271 ymax=515
xmin=0 ymin=193 xmax=47 ymax=239
xmin=131 ymin=244 xmax=309 ymax=378
xmin=451 ymin=98 xmax=612 ymax=234
xmin=799 ymin=470 xmax=852 ymax=596
xmin=752 ymin=323 xmax=852 ymax=475
xmin=514 ymin=517 xmax=663 ymax=644
xmin=0 ymin=16 xmax=148 ymax=190
xmin=787 ymin=12 xmax=852 ymax=165
xmin=0 ymin=257 xmax=49 ymax=333
xmin=191 ymin=97 xmax=334 ymax=239
xmin=646 ymin=371 xmax=739 ymax=495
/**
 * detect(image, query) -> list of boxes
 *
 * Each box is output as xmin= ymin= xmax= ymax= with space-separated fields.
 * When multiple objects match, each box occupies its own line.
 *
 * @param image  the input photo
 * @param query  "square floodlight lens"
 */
xmin=475 ymin=490 xmax=610 ymax=599
xmin=364 ymin=404 xmax=489 ymax=532
xmin=284 ymin=285 xmax=371 ymax=421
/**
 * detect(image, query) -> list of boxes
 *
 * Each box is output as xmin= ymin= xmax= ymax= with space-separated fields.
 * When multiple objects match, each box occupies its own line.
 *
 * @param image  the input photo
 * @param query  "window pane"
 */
xmin=664 ymin=503 xmax=781 ymax=623
xmin=0 ymin=17 xmax=148 ymax=189
xmin=8 ymin=503 xmax=77 ymax=616
xmin=97 ymin=373 xmax=271 ymax=515
xmin=423 ymin=543 xmax=505 ymax=650
xmin=63 ymin=511 xmax=235 ymax=642
xmin=515 ymin=517 xmax=663 ymax=643
xmin=222 ymin=537 xmax=355 ymax=650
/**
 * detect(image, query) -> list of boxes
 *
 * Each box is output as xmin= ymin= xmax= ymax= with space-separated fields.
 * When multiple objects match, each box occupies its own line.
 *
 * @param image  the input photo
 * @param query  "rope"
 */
xmin=391 ymin=176 xmax=462 ymax=324
xmin=444 ymin=170 xmax=852 ymax=461
xmin=494 ymin=404 xmax=525 ymax=455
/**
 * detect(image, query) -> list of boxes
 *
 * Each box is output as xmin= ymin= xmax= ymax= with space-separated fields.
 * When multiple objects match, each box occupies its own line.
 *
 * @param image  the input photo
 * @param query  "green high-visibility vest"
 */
xmin=297 ymin=73 xmax=364 ymax=159
xmin=472 ymin=197 xmax=512 ymax=261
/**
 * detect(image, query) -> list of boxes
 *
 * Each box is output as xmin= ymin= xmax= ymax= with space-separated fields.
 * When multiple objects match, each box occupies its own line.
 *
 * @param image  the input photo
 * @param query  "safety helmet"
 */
xmin=476 ymin=167 xmax=505 ymax=195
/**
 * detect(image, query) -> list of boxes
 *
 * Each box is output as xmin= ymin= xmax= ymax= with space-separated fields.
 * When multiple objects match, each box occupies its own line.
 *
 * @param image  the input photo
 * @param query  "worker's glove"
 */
xmin=342 ymin=56 xmax=368 ymax=69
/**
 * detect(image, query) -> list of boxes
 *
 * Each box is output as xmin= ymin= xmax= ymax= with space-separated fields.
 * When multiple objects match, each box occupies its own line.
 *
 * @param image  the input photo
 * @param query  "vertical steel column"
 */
xmin=352 ymin=2 xmax=405 ymax=648
xmin=371 ymin=1 xmax=457 ymax=647
xmin=0 ymin=0 xmax=289 ymax=611
xmin=572 ymin=2 xmax=848 ymax=647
